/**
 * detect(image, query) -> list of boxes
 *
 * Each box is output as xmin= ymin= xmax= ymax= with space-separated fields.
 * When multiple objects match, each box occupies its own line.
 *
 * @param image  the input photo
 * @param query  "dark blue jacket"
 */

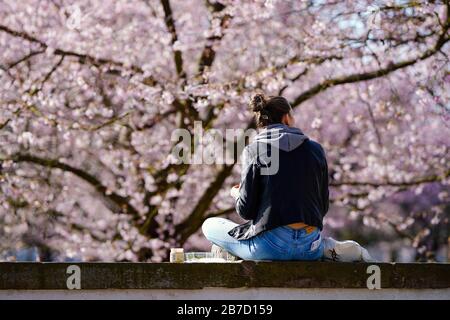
xmin=228 ymin=124 xmax=329 ymax=240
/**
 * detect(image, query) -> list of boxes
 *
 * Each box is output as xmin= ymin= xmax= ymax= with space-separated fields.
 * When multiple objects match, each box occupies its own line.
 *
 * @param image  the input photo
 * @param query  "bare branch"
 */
xmin=197 ymin=1 xmax=230 ymax=76
xmin=176 ymin=163 xmax=235 ymax=244
xmin=0 ymin=24 xmax=151 ymax=78
xmin=290 ymin=21 xmax=450 ymax=107
xmin=40 ymin=55 xmax=65 ymax=88
xmin=204 ymin=207 xmax=236 ymax=219
xmin=0 ymin=119 xmax=11 ymax=130
xmin=3 ymin=153 xmax=140 ymax=219
xmin=331 ymin=170 xmax=450 ymax=187
xmin=5 ymin=48 xmax=46 ymax=70
xmin=160 ymin=0 xmax=185 ymax=78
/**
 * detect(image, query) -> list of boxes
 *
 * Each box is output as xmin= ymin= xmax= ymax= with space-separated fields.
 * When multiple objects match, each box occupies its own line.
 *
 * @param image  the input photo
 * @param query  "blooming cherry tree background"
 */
xmin=0 ymin=0 xmax=449 ymax=262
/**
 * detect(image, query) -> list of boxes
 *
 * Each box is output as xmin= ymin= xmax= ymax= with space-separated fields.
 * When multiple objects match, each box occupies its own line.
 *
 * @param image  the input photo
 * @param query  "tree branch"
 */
xmin=197 ymin=1 xmax=230 ymax=76
xmin=4 ymin=48 xmax=46 ymax=70
xmin=204 ymin=206 xmax=236 ymax=219
xmin=40 ymin=55 xmax=65 ymax=88
xmin=3 ymin=153 xmax=140 ymax=218
xmin=160 ymin=0 xmax=185 ymax=78
xmin=290 ymin=20 xmax=450 ymax=107
xmin=175 ymin=163 xmax=235 ymax=244
xmin=0 ymin=24 xmax=149 ymax=77
xmin=331 ymin=170 xmax=450 ymax=187
xmin=0 ymin=118 xmax=11 ymax=130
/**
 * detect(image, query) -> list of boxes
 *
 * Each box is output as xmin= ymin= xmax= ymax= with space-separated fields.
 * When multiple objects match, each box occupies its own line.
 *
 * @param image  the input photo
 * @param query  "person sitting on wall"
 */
xmin=202 ymin=93 xmax=329 ymax=261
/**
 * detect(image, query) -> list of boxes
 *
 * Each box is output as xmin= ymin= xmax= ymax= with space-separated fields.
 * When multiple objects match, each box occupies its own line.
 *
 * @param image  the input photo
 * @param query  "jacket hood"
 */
xmin=255 ymin=124 xmax=308 ymax=152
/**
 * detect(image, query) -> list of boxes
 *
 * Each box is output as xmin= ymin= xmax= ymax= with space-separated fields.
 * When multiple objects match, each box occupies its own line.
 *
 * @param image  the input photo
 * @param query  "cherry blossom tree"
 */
xmin=0 ymin=0 xmax=449 ymax=262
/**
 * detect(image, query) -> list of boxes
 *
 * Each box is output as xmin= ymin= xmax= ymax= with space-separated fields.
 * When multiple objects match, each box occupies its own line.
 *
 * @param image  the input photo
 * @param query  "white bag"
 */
xmin=322 ymin=237 xmax=374 ymax=262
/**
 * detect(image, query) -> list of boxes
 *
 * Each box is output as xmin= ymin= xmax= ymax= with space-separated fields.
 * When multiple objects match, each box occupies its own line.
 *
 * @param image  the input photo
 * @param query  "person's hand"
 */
xmin=230 ymin=184 xmax=240 ymax=200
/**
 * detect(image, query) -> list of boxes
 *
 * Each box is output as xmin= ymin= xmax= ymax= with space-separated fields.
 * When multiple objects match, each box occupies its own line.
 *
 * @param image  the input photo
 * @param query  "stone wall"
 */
xmin=1 ymin=261 xmax=449 ymax=299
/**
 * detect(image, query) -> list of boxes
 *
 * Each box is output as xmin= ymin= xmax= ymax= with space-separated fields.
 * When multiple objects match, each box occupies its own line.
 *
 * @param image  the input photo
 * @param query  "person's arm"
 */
xmin=235 ymin=147 xmax=260 ymax=220
xmin=322 ymin=150 xmax=330 ymax=216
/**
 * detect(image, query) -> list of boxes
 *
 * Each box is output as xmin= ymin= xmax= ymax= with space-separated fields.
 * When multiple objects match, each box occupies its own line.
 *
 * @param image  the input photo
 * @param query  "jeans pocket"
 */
xmin=261 ymin=232 xmax=289 ymax=254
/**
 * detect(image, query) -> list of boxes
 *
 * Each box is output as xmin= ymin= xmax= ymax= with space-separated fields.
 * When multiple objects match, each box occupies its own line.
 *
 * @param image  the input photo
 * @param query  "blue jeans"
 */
xmin=202 ymin=217 xmax=324 ymax=261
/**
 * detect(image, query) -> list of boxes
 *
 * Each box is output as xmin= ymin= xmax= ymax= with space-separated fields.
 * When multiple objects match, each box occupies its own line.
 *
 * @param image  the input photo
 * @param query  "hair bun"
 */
xmin=250 ymin=94 xmax=267 ymax=112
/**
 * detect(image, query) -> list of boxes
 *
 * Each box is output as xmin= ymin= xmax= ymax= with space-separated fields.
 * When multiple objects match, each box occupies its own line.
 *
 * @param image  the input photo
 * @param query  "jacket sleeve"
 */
xmin=322 ymin=150 xmax=330 ymax=217
xmin=235 ymin=146 xmax=260 ymax=220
